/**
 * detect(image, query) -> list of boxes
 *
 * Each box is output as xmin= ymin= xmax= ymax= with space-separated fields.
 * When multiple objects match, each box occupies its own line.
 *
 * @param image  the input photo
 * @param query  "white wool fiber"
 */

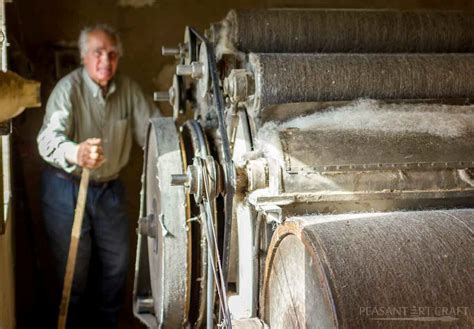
xmin=279 ymin=99 xmax=473 ymax=138
xmin=255 ymin=121 xmax=285 ymax=167
xmin=254 ymin=99 xmax=474 ymax=167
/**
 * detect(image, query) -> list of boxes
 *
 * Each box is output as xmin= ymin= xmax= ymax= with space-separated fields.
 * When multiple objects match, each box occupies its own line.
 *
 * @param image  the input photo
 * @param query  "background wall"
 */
xmin=4 ymin=0 xmax=474 ymax=328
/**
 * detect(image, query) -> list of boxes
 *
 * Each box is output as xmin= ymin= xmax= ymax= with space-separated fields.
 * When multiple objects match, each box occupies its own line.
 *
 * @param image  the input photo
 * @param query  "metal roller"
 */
xmin=262 ymin=209 xmax=474 ymax=328
xmin=244 ymin=53 xmax=474 ymax=112
xmin=216 ymin=9 xmax=474 ymax=54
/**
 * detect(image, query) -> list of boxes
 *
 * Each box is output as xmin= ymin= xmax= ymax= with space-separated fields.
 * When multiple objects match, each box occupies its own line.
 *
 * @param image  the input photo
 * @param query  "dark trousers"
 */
xmin=40 ymin=169 xmax=130 ymax=329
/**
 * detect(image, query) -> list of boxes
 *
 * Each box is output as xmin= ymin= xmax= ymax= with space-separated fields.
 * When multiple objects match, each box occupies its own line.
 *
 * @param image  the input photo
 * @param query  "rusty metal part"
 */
xmin=220 ymin=9 xmax=474 ymax=53
xmin=248 ymin=53 xmax=474 ymax=112
xmin=262 ymin=209 xmax=474 ymax=328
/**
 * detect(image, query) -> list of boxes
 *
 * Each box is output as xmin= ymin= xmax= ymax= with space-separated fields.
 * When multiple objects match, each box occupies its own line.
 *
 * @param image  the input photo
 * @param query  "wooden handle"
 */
xmin=57 ymin=168 xmax=90 ymax=329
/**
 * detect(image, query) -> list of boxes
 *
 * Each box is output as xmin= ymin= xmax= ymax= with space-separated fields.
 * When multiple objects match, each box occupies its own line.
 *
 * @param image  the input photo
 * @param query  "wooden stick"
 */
xmin=57 ymin=168 xmax=90 ymax=329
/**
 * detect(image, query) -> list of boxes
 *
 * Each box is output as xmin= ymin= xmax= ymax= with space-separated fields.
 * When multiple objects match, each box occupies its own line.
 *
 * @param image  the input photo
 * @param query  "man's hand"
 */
xmin=77 ymin=138 xmax=105 ymax=169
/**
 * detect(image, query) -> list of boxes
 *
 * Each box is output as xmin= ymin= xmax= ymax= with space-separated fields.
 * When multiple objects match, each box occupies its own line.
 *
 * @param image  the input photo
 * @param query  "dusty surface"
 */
xmin=4 ymin=0 xmax=474 ymax=328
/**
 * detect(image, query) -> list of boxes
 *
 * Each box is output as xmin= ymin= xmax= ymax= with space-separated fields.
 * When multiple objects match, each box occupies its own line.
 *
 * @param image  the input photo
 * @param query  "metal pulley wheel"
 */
xmin=184 ymin=26 xmax=199 ymax=65
xmin=172 ymin=74 xmax=187 ymax=120
xmin=134 ymin=117 xmax=190 ymax=327
xmin=161 ymin=26 xmax=198 ymax=65
xmin=179 ymin=119 xmax=218 ymax=328
xmin=153 ymin=74 xmax=187 ymax=121
xmin=196 ymin=42 xmax=210 ymax=100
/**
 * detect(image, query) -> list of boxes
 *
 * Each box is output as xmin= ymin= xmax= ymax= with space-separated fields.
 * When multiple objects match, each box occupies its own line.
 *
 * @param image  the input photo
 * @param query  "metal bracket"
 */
xmin=257 ymin=204 xmax=282 ymax=224
xmin=138 ymin=213 xmax=157 ymax=238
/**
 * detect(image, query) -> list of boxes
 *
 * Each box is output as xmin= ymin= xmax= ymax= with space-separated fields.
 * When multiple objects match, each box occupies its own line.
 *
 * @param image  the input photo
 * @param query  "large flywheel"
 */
xmin=134 ymin=118 xmax=223 ymax=328
xmin=133 ymin=117 xmax=190 ymax=327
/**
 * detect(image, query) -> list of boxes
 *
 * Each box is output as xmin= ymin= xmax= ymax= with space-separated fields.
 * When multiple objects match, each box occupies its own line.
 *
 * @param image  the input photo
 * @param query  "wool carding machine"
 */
xmin=133 ymin=9 xmax=474 ymax=328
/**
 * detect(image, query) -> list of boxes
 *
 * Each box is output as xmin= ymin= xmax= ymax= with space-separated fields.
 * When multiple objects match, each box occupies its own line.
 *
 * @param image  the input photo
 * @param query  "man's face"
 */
xmin=82 ymin=30 xmax=119 ymax=88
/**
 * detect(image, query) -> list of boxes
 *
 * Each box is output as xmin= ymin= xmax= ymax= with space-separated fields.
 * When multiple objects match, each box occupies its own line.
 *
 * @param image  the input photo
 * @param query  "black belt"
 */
xmin=47 ymin=166 xmax=117 ymax=188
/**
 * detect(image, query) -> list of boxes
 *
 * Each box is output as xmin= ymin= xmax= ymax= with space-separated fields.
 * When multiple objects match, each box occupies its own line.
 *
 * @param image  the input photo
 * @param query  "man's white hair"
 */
xmin=78 ymin=24 xmax=123 ymax=59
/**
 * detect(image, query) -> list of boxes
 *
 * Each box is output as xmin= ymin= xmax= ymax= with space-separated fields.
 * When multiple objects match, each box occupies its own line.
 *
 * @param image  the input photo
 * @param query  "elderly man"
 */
xmin=37 ymin=24 xmax=157 ymax=328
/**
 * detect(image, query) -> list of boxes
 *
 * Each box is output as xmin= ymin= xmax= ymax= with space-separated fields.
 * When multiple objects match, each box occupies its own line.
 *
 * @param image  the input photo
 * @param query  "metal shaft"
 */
xmin=162 ymin=46 xmax=180 ymax=56
xmin=153 ymin=91 xmax=170 ymax=102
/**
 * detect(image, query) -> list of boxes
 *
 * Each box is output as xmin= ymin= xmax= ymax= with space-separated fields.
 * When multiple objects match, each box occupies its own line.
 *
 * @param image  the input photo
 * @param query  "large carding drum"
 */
xmin=262 ymin=209 xmax=474 ymax=328
xmin=247 ymin=53 xmax=474 ymax=114
xmin=217 ymin=9 xmax=474 ymax=53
